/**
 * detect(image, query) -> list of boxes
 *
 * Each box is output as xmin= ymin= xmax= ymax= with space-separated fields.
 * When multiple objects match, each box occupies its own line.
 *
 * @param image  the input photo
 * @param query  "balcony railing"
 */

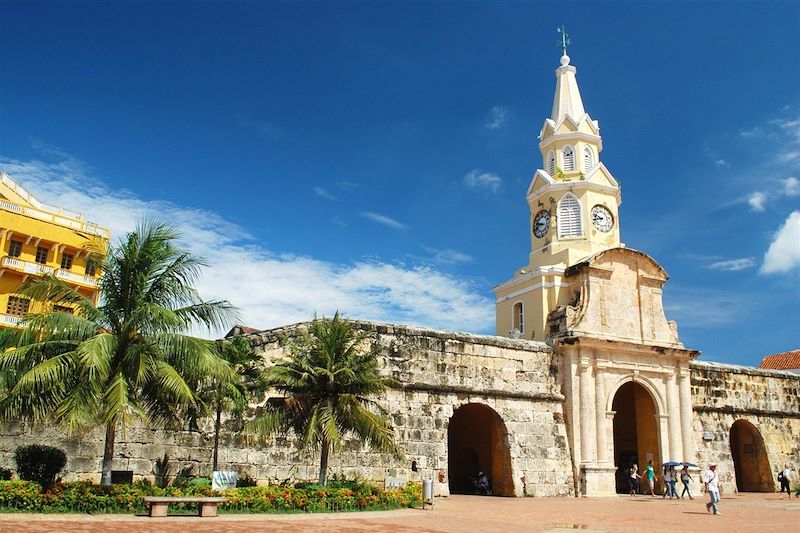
xmin=55 ymin=268 xmax=99 ymax=287
xmin=1 ymin=256 xmax=55 ymax=275
xmin=0 ymin=314 xmax=22 ymax=327
xmin=0 ymin=172 xmax=110 ymax=239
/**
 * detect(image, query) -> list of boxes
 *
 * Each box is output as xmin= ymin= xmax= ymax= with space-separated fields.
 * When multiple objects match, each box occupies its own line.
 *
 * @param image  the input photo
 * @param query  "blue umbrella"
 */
xmin=682 ymin=462 xmax=698 ymax=467
xmin=662 ymin=461 xmax=682 ymax=467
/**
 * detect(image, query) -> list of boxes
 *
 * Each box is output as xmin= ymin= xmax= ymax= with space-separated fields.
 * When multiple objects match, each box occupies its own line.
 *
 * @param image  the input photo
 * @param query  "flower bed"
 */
xmin=0 ymin=480 xmax=421 ymax=514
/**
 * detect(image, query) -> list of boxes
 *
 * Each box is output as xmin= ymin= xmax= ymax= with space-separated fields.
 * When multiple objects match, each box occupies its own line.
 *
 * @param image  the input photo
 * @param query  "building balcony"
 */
xmin=54 ymin=268 xmax=99 ymax=288
xmin=0 ymin=313 xmax=22 ymax=328
xmin=1 ymin=255 xmax=54 ymax=276
xmin=0 ymin=172 xmax=110 ymax=239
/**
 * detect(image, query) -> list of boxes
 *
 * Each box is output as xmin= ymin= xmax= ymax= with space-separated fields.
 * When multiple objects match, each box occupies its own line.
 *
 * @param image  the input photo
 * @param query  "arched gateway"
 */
xmin=611 ymin=381 xmax=662 ymax=493
xmin=447 ymin=403 xmax=514 ymax=496
xmin=730 ymin=419 xmax=773 ymax=492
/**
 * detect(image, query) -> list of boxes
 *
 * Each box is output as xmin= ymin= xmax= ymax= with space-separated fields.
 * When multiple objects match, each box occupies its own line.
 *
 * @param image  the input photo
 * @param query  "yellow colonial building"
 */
xmin=494 ymin=50 xmax=622 ymax=341
xmin=0 ymin=171 xmax=109 ymax=327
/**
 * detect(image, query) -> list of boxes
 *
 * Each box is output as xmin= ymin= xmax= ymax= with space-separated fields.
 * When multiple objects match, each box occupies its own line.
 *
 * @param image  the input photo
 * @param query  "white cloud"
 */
xmin=464 ymin=169 xmax=502 ymax=193
xmin=760 ymin=211 xmax=800 ymax=274
xmin=783 ymin=177 xmax=800 ymax=196
xmin=485 ymin=106 xmax=508 ymax=130
xmin=0 ymin=155 xmax=494 ymax=334
xmin=360 ymin=211 xmax=408 ymax=230
xmin=748 ymin=191 xmax=766 ymax=212
xmin=313 ymin=186 xmax=336 ymax=201
xmin=705 ymin=258 xmax=756 ymax=271
xmin=431 ymin=249 xmax=473 ymax=265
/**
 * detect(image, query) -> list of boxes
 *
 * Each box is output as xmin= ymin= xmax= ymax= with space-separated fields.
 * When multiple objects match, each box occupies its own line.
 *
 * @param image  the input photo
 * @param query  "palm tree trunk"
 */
xmin=212 ymin=399 xmax=222 ymax=472
xmin=318 ymin=439 xmax=330 ymax=486
xmin=101 ymin=422 xmax=116 ymax=486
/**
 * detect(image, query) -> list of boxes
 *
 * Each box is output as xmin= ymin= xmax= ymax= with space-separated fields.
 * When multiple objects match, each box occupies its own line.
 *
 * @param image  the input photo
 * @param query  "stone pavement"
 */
xmin=1 ymin=493 xmax=798 ymax=533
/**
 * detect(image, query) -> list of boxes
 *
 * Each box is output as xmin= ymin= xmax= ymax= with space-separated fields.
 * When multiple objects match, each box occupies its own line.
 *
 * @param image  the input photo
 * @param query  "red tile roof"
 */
xmin=759 ymin=350 xmax=800 ymax=370
xmin=224 ymin=325 xmax=261 ymax=338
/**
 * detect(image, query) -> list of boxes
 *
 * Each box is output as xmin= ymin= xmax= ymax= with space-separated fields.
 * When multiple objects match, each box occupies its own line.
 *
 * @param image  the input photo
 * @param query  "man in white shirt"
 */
xmin=703 ymin=463 xmax=720 ymax=515
xmin=778 ymin=465 xmax=791 ymax=499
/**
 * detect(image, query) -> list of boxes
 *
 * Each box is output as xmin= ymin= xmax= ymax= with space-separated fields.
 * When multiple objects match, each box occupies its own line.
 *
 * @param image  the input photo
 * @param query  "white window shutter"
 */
xmin=558 ymin=194 xmax=583 ymax=238
xmin=563 ymin=145 xmax=575 ymax=171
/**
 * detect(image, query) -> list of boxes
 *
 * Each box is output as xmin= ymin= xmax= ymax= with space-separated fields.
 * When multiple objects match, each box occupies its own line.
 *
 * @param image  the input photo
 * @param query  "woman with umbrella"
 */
xmin=680 ymin=463 xmax=695 ymax=499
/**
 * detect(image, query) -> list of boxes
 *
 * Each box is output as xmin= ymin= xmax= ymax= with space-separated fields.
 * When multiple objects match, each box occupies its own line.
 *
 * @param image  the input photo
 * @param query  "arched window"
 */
xmin=558 ymin=193 xmax=582 ymax=238
xmin=512 ymin=302 xmax=524 ymax=334
xmin=547 ymin=151 xmax=556 ymax=175
xmin=583 ymin=147 xmax=594 ymax=171
xmin=562 ymin=145 xmax=575 ymax=171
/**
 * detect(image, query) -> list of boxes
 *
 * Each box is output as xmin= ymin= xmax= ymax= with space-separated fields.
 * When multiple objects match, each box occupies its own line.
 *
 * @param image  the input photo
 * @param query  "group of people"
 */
xmin=628 ymin=460 xmax=693 ymax=499
xmin=627 ymin=461 xmax=721 ymax=515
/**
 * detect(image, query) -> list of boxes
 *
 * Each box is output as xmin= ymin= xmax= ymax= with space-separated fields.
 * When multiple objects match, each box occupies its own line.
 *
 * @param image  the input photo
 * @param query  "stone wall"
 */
xmin=0 ymin=321 xmax=575 ymax=497
xmin=690 ymin=360 xmax=800 ymax=492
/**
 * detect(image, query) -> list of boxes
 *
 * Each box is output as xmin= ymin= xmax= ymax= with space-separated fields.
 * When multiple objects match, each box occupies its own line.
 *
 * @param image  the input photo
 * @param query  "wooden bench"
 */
xmin=142 ymin=496 xmax=227 ymax=517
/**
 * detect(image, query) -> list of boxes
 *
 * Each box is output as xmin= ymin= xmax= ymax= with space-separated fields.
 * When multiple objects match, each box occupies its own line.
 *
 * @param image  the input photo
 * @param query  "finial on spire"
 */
xmin=556 ymin=25 xmax=571 ymax=66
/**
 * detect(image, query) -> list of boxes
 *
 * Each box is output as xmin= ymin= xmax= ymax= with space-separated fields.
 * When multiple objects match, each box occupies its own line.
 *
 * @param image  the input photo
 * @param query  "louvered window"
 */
xmin=562 ymin=145 xmax=575 ymax=171
xmin=583 ymin=147 xmax=594 ymax=171
xmin=547 ymin=151 xmax=556 ymax=175
xmin=558 ymin=193 xmax=583 ymax=238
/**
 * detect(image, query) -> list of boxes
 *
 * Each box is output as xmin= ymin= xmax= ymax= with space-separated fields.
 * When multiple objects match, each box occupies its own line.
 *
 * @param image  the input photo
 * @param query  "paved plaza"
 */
xmin=1 ymin=493 xmax=797 ymax=533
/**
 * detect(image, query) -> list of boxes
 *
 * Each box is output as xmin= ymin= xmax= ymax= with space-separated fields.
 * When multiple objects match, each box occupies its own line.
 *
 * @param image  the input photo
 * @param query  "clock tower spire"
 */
xmin=494 ymin=32 xmax=623 ymax=341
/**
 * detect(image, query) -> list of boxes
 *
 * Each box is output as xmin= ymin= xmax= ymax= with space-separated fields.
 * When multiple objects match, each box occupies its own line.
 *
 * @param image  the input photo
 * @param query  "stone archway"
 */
xmin=447 ymin=403 xmax=514 ymax=496
xmin=730 ymin=419 xmax=773 ymax=492
xmin=611 ymin=381 xmax=662 ymax=494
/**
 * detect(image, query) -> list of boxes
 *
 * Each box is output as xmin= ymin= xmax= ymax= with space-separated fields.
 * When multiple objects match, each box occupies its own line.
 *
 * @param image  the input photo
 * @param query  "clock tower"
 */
xmin=494 ymin=44 xmax=622 ymax=341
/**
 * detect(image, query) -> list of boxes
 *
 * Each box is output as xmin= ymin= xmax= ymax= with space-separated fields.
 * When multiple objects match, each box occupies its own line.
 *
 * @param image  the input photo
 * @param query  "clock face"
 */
xmin=533 ymin=210 xmax=551 ymax=238
xmin=591 ymin=205 xmax=614 ymax=232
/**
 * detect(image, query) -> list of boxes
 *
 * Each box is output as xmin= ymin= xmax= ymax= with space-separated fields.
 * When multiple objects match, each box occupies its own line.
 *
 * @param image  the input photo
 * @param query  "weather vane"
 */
xmin=556 ymin=25 xmax=570 ymax=55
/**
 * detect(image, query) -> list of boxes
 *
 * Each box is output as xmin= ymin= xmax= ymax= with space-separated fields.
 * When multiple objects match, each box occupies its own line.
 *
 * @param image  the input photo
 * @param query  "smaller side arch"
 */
xmin=447 ymin=403 xmax=515 ymax=496
xmin=730 ymin=419 xmax=773 ymax=492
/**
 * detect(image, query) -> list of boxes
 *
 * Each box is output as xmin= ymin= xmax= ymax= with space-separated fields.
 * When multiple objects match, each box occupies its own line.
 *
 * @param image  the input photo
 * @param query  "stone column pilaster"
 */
xmin=665 ymin=372 xmax=682 ymax=461
xmin=579 ymin=359 xmax=596 ymax=463
xmin=594 ymin=362 xmax=609 ymax=464
xmin=678 ymin=367 xmax=695 ymax=463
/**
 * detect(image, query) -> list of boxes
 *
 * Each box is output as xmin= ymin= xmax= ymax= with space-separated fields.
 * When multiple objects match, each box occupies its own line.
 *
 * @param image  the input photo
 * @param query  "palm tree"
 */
xmin=0 ymin=220 xmax=237 ymax=485
xmin=246 ymin=312 xmax=400 ymax=486
xmin=192 ymin=335 xmax=267 ymax=472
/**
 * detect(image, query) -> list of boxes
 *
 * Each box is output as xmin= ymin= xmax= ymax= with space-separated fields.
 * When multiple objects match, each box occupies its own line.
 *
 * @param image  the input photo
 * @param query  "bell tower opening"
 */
xmin=611 ymin=381 xmax=662 ymax=494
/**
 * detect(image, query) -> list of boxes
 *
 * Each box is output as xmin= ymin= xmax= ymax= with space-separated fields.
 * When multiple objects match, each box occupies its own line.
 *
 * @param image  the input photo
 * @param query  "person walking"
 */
xmin=629 ymin=464 xmax=642 ymax=496
xmin=680 ymin=465 xmax=694 ymax=499
xmin=669 ymin=466 xmax=679 ymax=499
xmin=662 ymin=466 xmax=672 ymax=498
xmin=778 ymin=465 xmax=791 ymax=499
xmin=643 ymin=460 xmax=657 ymax=496
xmin=703 ymin=463 xmax=721 ymax=515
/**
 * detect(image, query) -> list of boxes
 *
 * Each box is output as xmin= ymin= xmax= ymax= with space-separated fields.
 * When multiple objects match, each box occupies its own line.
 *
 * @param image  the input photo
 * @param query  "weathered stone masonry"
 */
xmin=0 ymin=321 xmax=576 ymax=497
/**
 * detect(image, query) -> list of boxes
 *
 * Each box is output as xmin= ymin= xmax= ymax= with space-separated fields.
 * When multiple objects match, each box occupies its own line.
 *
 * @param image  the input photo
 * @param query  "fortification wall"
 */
xmin=690 ymin=360 xmax=800 ymax=492
xmin=0 ymin=321 xmax=575 ymax=497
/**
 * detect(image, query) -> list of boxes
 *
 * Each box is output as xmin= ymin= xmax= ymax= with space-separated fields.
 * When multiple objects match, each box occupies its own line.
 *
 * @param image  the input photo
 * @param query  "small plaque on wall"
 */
xmin=702 ymin=431 xmax=715 ymax=441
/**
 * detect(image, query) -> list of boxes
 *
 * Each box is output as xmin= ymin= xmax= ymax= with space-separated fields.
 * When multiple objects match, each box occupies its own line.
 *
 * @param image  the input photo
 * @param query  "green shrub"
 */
xmin=187 ymin=477 xmax=210 ymax=488
xmin=13 ymin=445 xmax=67 ymax=489
xmin=0 ymin=479 xmax=422 ymax=514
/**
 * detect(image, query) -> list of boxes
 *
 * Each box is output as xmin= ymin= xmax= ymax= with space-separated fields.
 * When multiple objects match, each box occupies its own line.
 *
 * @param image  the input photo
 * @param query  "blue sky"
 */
xmin=1 ymin=1 xmax=798 ymax=366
